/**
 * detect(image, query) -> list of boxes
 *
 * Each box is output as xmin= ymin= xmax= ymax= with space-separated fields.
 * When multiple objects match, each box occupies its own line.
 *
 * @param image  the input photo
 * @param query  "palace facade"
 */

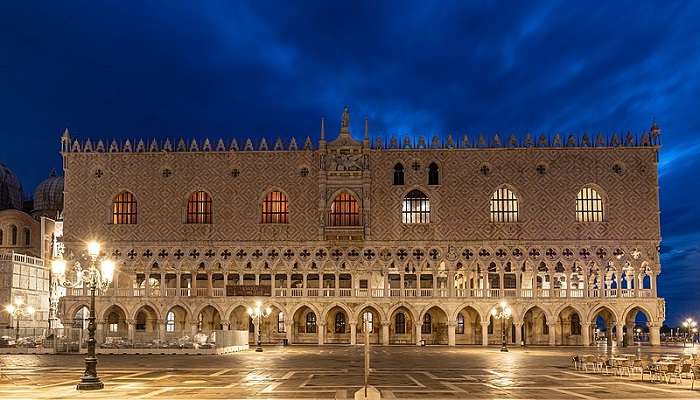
xmin=56 ymin=108 xmax=665 ymax=347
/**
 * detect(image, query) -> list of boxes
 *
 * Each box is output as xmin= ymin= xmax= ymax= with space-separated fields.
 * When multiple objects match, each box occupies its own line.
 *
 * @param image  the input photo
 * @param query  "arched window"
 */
xmin=576 ymin=186 xmax=603 ymax=222
xmin=305 ymin=312 xmax=317 ymax=333
xmin=490 ymin=187 xmax=519 ymax=222
xmin=334 ymin=312 xmax=346 ymax=333
xmin=428 ymin=162 xmax=439 ymax=185
xmin=328 ymin=193 xmax=360 ymax=226
xmin=166 ymin=311 xmax=175 ymax=332
xmin=363 ymin=311 xmax=374 ymax=333
xmin=112 ymin=191 xmax=137 ymax=224
xmin=136 ymin=311 xmax=146 ymax=331
xmin=187 ymin=191 xmax=212 ymax=224
xmin=11 ymin=225 xmax=17 ymax=245
xmin=261 ymin=191 xmax=289 ymax=224
xmin=277 ymin=312 xmax=286 ymax=333
xmin=571 ymin=313 xmax=581 ymax=335
xmin=393 ymin=163 xmax=404 ymax=185
xmin=0 ymin=229 xmax=3 ymax=245
xmin=402 ymin=189 xmax=430 ymax=224
xmin=488 ymin=317 xmax=494 ymax=334
xmin=456 ymin=313 xmax=465 ymax=334
xmin=249 ymin=316 xmax=255 ymax=333
xmin=422 ymin=313 xmax=432 ymax=334
xmin=108 ymin=312 xmax=119 ymax=333
xmin=23 ymin=228 xmax=30 ymax=246
xmin=395 ymin=312 xmax=406 ymax=334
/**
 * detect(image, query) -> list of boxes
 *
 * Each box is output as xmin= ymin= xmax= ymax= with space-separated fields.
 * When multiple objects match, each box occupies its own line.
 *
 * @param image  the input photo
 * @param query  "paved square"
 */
xmin=1 ymin=346 xmax=698 ymax=399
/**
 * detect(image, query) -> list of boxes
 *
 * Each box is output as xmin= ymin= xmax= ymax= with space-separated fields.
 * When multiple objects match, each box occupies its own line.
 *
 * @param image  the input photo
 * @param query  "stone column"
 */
xmin=625 ymin=323 xmax=635 ymax=346
xmin=127 ymin=319 xmax=135 ymax=342
xmin=176 ymin=273 xmax=181 ymax=297
xmin=615 ymin=322 xmax=625 ymax=347
xmin=581 ymin=323 xmax=591 ymax=346
xmin=448 ymin=271 xmax=455 ymax=297
xmin=191 ymin=323 xmax=198 ymax=338
xmin=381 ymin=322 xmax=390 ymax=345
xmin=447 ymin=322 xmax=456 ymax=346
xmin=415 ymin=323 xmax=422 ymax=345
xmin=548 ymin=323 xmax=557 ymax=346
xmin=317 ymin=323 xmax=325 ymax=345
xmin=96 ymin=322 xmax=104 ymax=345
xmin=481 ymin=322 xmax=489 ymax=346
xmin=350 ymin=322 xmax=357 ymax=345
xmin=416 ymin=272 xmax=421 ymax=296
xmin=649 ymin=324 xmax=661 ymax=346
xmin=515 ymin=322 xmax=523 ymax=345
xmin=158 ymin=319 xmax=165 ymax=342
xmin=285 ymin=322 xmax=293 ymax=344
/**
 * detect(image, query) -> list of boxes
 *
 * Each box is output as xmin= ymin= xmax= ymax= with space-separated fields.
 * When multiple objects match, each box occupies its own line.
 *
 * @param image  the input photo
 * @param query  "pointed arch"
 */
xmin=393 ymin=163 xmax=404 ymax=185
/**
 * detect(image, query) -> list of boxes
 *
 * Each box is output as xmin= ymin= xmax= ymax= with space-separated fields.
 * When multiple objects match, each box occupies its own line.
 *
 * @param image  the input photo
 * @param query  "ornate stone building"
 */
xmin=57 ymin=108 xmax=664 ymax=347
xmin=0 ymin=164 xmax=63 ymax=330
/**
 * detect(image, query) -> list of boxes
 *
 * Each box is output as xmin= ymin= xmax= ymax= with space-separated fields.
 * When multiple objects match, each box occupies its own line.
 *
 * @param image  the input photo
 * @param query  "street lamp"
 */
xmin=52 ymin=241 xmax=114 ymax=391
xmin=491 ymin=301 xmax=512 ymax=352
xmin=682 ymin=318 xmax=697 ymax=348
xmin=247 ymin=300 xmax=272 ymax=352
xmin=4 ymin=297 xmax=35 ymax=342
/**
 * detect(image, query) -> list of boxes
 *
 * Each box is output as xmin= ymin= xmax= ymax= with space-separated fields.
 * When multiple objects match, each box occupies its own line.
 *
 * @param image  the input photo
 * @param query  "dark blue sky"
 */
xmin=1 ymin=2 xmax=698 ymax=325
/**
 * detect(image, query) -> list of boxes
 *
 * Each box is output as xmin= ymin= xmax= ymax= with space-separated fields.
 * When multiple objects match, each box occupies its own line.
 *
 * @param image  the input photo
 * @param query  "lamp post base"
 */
xmin=77 ymin=377 xmax=104 ymax=390
xmin=500 ymin=344 xmax=508 ymax=352
xmin=77 ymin=357 xmax=104 ymax=390
xmin=255 ymin=347 xmax=263 ymax=352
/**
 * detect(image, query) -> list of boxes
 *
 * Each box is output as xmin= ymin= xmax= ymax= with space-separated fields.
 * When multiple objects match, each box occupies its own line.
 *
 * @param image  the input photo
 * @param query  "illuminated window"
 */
xmin=456 ymin=313 xmax=465 ymax=334
xmin=187 ymin=191 xmax=212 ymax=224
xmin=305 ymin=312 xmax=317 ymax=333
xmin=490 ymin=187 xmax=518 ymax=222
xmin=395 ymin=312 xmax=406 ymax=334
xmin=402 ymin=189 xmax=430 ymax=224
xmin=428 ymin=162 xmax=439 ymax=185
xmin=166 ymin=311 xmax=175 ymax=332
xmin=576 ymin=186 xmax=603 ymax=222
xmin=277 ymin=312 xmax=286 ymax=333
xmin=363 ymin=311 xmax=374 ymax=333
xmin=261 ymin=191 xmax=288 ymax=224
xmin=112 ymin=191 xmax=137 ymax=224
xmin=422 ymin=313 xmax=432 ymax=334
xmin=334 ymin=312 xmax=346 ymax=333
xmin=328 ymin=193 xmax=360 ymax=226
xmin=393 ymin=163 xmax=404 ymax=185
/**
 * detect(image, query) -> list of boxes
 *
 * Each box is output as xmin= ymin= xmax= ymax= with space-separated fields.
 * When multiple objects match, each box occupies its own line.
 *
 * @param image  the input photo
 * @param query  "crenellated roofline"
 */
xmin=59 ymin=110 xmax=662 ymax=154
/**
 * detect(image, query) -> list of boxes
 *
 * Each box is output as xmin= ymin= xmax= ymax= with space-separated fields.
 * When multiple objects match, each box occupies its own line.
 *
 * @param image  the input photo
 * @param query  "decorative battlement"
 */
xmin=60 ymin=108 xmax=661 ymax=154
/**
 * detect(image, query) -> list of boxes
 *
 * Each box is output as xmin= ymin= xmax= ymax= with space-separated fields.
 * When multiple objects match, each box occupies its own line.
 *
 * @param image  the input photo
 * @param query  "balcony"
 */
xmin=66 ymin=284 xmax=658 ymax=300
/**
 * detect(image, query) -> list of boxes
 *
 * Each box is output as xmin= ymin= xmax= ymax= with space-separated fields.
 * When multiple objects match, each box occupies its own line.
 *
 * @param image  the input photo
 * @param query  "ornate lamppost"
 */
xmin=51 ymin=241 xmax=114 ymax=391
xmin=683 ymin=318 xmax=697 ymax=347
xmin=4 ymin=297 xmax=35 ymax=342
xmin=247 ymin=300 xmax=272 ymax=352
xmin=491 ymin=301 xmax=512 ymax=352
xmin=682 ymin=318 xmax=697 ymax=348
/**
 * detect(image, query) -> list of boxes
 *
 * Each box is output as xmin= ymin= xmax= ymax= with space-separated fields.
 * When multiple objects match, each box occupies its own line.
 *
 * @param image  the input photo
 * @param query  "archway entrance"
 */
xmin=522 ymin=306 xmax=549 ymax=345
xmin=455 ymin=306 xmax=482 ymax=345
xmin=421 ymin=306 xmax=448 ymax=345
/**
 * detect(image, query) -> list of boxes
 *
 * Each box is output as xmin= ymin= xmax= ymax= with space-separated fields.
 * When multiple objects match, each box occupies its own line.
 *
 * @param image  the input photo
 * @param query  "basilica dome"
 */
xmin=33 ymin=170 xmax=64 ymax=213
xmin=0 ymin=162 xmax=24 ymax=210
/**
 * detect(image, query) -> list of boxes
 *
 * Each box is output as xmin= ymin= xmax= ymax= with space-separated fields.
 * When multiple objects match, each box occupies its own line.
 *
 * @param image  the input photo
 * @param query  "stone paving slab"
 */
xmin=1 ymin=346 xmax=699 ymax=399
